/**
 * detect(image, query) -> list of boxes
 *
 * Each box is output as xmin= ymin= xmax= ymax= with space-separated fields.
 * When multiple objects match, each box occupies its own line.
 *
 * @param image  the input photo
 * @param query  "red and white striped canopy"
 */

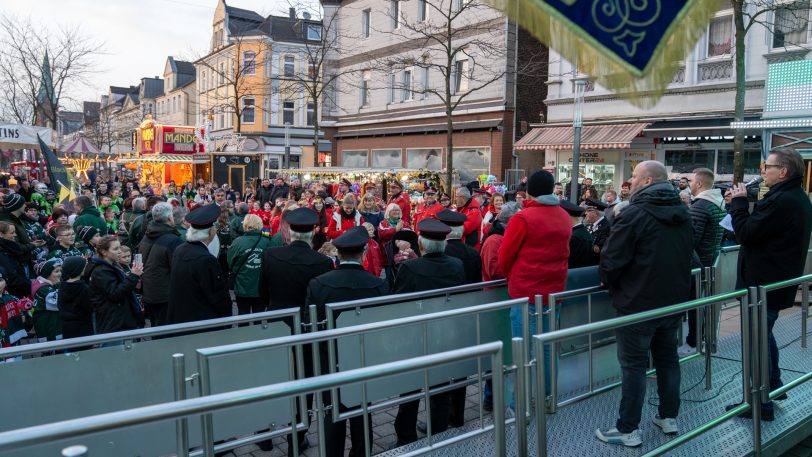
xmin=63 ymin=136 xmax=102 ymax=155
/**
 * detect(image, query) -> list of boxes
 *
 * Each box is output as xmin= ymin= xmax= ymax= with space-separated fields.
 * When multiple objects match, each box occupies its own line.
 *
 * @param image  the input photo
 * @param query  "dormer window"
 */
xmin=306 ymin=24 xmax=322 ymax=41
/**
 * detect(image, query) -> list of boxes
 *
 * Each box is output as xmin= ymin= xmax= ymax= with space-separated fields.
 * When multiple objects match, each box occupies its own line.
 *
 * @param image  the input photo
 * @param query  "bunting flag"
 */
xmin=496 ymin=0 xmax=726 ymax=106
xmin=37 ymin=134 xmax=79 ymax=204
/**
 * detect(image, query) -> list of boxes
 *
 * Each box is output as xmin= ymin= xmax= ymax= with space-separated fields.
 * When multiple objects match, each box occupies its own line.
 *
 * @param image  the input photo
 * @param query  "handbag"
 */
xmin=228 ymin=235 xmax=263 ymax=291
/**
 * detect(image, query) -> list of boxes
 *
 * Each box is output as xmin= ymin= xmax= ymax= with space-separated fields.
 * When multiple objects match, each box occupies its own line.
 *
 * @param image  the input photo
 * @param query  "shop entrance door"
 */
xmin=229 ymin=165 xmax=246 ymax=193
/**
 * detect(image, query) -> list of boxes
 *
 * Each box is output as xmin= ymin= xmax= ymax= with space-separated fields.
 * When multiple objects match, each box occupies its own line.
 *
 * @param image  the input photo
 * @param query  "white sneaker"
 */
xmin=677 ymin=343 xmax=697 ymax=358
xmin=653 ymin=416 xmax=679 ymax=435
xmin=595 ymin=427 xmax=642 ymax=447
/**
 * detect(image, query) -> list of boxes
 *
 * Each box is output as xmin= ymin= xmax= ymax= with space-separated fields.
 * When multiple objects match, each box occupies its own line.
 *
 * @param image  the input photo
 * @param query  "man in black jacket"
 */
xmin=438 ymin=209 xmax=482 ymax=284
xmin=597 ymin=161 xmax=693 ymax=447
xmin=257 ymin=178 xmax=274 ymax=206
xmin=726 ymin=147 xmax=812 ymax=420
xmin=269 ymin=177 xmax=290 ymax=204
xmin=138 ymin=202 xmax=183 ymax=326
xmin=166 ymin=204 xmax=231 ymax=324
xmin=679 ymin=168 xmax=726 ymax=357
xmin=306 ymin=227 xmax=389 ymax=457
xmin=393 ymin=218 xmax=465 ymax=447
xmin=560 ymin=199 xmax=595 ymax=268
xmin=259 ymin=207 xmax=333 ymax=455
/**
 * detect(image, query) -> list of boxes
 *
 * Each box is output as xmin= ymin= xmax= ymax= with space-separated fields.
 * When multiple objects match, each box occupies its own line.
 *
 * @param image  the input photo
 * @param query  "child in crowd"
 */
xmin=76 ymin=226 xmax=101 ymax=258
xmin=32 ymin=259 xmax=62 ymax=342
xmin=318 ymin=242 xmax=339 ymax=267
xmin=0 ymin=269 xmax=32 ymax=352
xmin=57 ymin=256 xmax=94 ymax=340
xmin=118 ymin=245 xmax=133 ymax=273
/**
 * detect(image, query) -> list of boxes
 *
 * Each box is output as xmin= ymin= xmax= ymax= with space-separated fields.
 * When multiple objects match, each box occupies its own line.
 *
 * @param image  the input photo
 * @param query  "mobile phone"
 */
xmin=133 ymin=253 xmax=142 ymax=265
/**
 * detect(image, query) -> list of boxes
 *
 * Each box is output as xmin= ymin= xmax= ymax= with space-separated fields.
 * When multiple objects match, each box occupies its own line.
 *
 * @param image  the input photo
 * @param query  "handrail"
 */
xmin=326 ymin=279 xmax=507 ymax=311
xmin=760 ymin=273 xmax=812 ymax=292
xmin=720 ymin=245 xmax=741 ymax=253
xmin=0 ymin=342 xmax=506 ymax=457
xmin=197 ymin=298 xmax=525 ymax=358
xmin=533 ymin=289 xmax=748 ymax=457
xmin=0 ymin=307 xmax=302 ymax=358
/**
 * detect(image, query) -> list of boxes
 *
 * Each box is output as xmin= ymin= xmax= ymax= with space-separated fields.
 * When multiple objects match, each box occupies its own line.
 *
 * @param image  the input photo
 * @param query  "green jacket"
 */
xmin=269 ymin=232 xmax=284 ymax=247
xmin=73 ymin=207 xmax=108 ymax=235
xmin=229 ymin=213 xmax=246 ymax=238
xmin=175 ymin=223 xmax=188 ymax=241
xmin=227 ymin=231 xmax=271 ymax=297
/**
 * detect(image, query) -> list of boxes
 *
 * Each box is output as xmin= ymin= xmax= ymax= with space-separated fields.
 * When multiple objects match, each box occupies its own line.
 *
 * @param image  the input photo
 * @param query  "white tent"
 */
xmin=0 ymin=123 xmax=53 ymax=149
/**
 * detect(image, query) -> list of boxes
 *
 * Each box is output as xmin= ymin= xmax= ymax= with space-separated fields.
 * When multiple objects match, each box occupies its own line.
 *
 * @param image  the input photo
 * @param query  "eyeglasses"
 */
xmin=763 ymin=163 xmax=783 ymax=170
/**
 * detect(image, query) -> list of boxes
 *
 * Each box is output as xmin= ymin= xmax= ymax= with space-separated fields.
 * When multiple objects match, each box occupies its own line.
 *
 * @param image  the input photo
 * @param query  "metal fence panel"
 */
xmin=0 ymin=322 xmax=293 ymax=457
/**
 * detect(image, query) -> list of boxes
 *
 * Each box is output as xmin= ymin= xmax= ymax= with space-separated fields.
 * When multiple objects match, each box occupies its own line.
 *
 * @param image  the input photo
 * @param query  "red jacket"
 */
xmin=377 ymin=218 xmax=411 ymax=244
xmin=363 ymin=238 xmax=385 ymax=277
xmin=387 ymin=192 xmax=412 ymax=223
xmin=327 ymin=210 xmax=364 ymax=240
xmin=497 ymin=199 xmax=572 ymax=304
xmin=480 ymin=233 xmax=504 ymax=282
xmin=458 ymin=200 xmax=483 ymax=251
xmin=413 ymin=202 xmax=443 ymax=233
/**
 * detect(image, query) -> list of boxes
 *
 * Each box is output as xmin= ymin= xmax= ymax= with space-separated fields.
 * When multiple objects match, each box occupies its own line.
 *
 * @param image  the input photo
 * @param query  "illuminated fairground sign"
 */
xmin=136 ymin=115 xmax=205 ymax=155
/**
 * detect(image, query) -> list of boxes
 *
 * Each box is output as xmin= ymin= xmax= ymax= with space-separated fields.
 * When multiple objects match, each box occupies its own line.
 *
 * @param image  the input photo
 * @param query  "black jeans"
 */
xmin=615 ymin=315 xmax=681 ymax=433
xmin=394 ymin=391 xmax=451 ymax=444
xmin=762 ymin=308 xmax=782 ymax=413
xmin=235 ymin=296 xmax=265 ymax=315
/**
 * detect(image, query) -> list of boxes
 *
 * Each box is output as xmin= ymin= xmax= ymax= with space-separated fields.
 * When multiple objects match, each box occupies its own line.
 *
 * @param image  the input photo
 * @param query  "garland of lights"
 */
xmin=274 ymin=167 xmax=451 ymax=193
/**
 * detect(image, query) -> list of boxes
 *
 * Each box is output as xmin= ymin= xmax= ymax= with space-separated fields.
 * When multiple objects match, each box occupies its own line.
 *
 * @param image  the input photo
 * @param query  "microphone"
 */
xmin=744 ymin=176 xmax=763 ymax=188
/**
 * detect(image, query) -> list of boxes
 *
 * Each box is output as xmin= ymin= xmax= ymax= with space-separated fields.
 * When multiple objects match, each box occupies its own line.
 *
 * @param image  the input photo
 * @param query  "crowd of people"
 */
xmin=0 ymin=147 xmax=810 ymax=454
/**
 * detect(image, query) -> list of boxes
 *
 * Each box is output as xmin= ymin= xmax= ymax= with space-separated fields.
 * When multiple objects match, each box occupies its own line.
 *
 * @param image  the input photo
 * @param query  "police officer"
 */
xmin=259 ymin=207 xmax=333 ymax=454
xmin=166 ymin=203 xmax=231 ymax=324
xmin=560 ymin=199 xmax=596 ymax=268
xmin=306 ymin=226 xmax=389 ymax=457
xmin=393 ymin=218 xmax=465 ymax=446
xmin=584 ymin=198 xmax=610 ymax=259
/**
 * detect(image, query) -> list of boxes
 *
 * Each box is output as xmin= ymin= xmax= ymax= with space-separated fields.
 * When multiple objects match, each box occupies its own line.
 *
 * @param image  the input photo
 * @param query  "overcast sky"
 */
xmin=5 ymin=0 xmax=318 ymax=109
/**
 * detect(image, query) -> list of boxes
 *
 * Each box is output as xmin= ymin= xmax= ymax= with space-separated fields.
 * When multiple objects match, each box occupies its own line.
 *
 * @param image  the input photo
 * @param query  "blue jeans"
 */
xmin=503 ymin=304 xmax=552 ymax=409
xmin=615 ymin=315 xmax=681 ymax=433
xmin=762 ymin=308 xmax=782 ymax=413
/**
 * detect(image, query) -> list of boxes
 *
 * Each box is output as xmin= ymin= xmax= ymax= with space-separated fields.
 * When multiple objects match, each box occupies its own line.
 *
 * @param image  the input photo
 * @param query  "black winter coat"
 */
xmin=260 ymin=241 xmax=334 ymax=315
xmin=269 ymin=185 xmax=290 ymax=204
xmin=57 ymin=280 xmax=94 ymax=339
xmin=600 ymin=181 xmax=693 ymax=315
xmin=138 ymin=222 xmax=183 ymax=305
xmin=307 ymin=263 xmax=389 ymax=325
xmin=167 ymin=242 xmax=231 ymax=324
xmin=393 ymin=252 xmax=465 ymax=294
xmin=85 ymin=258 xmax=143 ymax=333
xmin=445 ymin=239 xmax=482 ymax=285
xmin=690 ymin=191 xmax=726 ymax=267
xmin=731 ymin=176 xmax=812 ymax=310
xmin=257 ymin=185 xmax=274 ymax=206
xmin=0 ymin=209 xmax=36 ymax=265
xmin=0 ymin=238 xmax=30 ymax=298
xmin=569 ymin=224 xmax=596 ymax=269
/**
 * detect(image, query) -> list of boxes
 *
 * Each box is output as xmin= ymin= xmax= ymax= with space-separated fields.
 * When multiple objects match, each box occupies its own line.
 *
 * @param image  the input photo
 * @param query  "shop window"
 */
xmin=243 ymin=51 xmax=256 ymax=75
xmin=773 ymin=3 xmax=810 ymax=48
xmin=306 ymin=102 xmax=315 ymax=126
xmin=407 ymin=148 xmax=442 ymax=170
xmin=372 ymin=149 xmax=402 ymax=168
xmin=452 ymin=147 xmax=490 ymax=183
xmin=342 ymin=150 xmax=369 ymax=167
xmin=716 ymin=149 xmax=763 ymax=175
xmin=283 ymin=101 xmax=295 ymax=125
xmin=664 ymin=150 xmax=714 ymax=173
xmin=242 ymin=97 xmax=255 ymax=124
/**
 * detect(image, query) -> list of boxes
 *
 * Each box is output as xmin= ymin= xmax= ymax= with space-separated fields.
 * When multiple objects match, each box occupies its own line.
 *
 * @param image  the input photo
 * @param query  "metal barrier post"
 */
xmin=758 ymin=287 xmax=770 ymax=406
xmin=521 ymin=301 xmax=531 ymax=417
xmin=198 ymin=354 xmax=215 ymax=457
xmin=802 ymin=282 xmax=809 ymax=348
xmin=492 ymin=345 xmax=506 ymax=457
xmin=172 ymin=354 xmax=190 ymax=457
xmin=61 ymin=445 xmax=88 ymax=456
xmin=704 ymin=301 xmax=713 ymax=390
xmin=534 ymin=336 xmax=548 ymax=457
xmin=309 ymin=305 xmax=327 ymax=457
xmin=749 ymin=288 xmax=763 ymax=456
xmin=741 ymin=288 xmax=751 ymax=408
xmin=546 ymin=294 xmax=557 ymax=414
xmin=512 ymin=338 xmax=527 ymax=457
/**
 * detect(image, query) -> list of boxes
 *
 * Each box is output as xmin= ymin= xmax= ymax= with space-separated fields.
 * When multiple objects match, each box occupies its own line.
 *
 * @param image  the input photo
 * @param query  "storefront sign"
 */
xmin=568 ymin=152 xmax=605 ymax=163
xmin=624 ymin=151 xmax=652 ymax=159
xmin=0 ymin=123 xmax=53 ymax=148
xmin=162 ymin=126 xmax=201 ymax=154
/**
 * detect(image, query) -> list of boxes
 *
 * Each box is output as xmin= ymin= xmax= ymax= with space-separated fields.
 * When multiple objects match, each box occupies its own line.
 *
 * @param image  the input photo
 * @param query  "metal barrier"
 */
xmin=194 ymin=298 xmax=527 ymax=457
xmin=0 ymin=342 xmax=508 ymax=457
xmin=0 ymin=308 xmax=302 ymax=457
xmin=533 ymin=289 xmax=750 ymax=457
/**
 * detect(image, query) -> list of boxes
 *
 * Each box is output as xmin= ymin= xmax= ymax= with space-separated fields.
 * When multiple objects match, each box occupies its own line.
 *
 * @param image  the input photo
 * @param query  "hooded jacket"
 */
xmin=73 ymin=206 xmax=108 ymax=235
xmin=138 ymin=222 xmax=183 ymax=304
xmin=690 ymin=188 xmax=726 ymax=266
xmin=731 ymin=176 xmax=812 ymax=310
xmin=57 ymin=280 xmax=94 ymax=339
xmin=600 ymin=181 xmax=693 ymax=315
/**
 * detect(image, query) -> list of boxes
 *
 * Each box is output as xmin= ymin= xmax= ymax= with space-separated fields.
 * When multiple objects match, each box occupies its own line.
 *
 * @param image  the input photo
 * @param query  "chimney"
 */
xmin=289 ymin=7 xmax=296 ymax=19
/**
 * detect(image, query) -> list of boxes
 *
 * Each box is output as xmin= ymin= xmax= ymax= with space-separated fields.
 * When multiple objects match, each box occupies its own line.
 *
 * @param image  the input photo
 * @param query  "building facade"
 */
xmin=156 ymin=56 xmax=197 ymax=126
xmin=196 ymin=0 xmax=328 ymax=189
xmin=518 ymin=2 xmax=811 ymax=193
xmin=320 ymin=0 xmax=548 ymax=185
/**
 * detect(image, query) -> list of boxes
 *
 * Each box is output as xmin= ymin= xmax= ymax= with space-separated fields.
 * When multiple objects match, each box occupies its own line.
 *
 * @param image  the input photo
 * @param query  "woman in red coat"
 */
xmin=326 ymin=195 xmax=364 ymax=240
xmin=361 ymin=222 xmax=385 ymax=277
xmin=378 ymin=203 xmax=411 ymax=244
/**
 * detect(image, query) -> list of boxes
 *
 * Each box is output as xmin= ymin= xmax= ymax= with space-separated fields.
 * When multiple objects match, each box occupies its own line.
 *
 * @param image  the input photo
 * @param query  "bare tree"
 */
xmin=281 ymin=1 xmax=361 ymax=167
xmin=194 ymin=31 xmax=273 ymax=135
xmin=85 ymin=108 xmax=115 ymax=153
xmin=0 ymin=14 xmax=102 ymax=128
xmin=731 ymin=0 xmax=810 ymax=182
xmin=374 ymin=0 xmax=508 ymax=187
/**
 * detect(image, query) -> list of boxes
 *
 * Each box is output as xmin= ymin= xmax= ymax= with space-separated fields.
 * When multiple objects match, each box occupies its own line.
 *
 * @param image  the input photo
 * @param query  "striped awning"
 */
xmin=63 ymin=136 xmax=101 ymax=155
xmin=118 ymin=154 xmax=210 ymax=164
xmin=515 ymin=123 xmax=649 ymax=150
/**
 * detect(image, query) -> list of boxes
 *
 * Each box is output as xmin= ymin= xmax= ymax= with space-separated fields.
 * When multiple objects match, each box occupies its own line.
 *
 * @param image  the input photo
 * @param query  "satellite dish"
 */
xmin=302 ymin=12 xmax=311 ymax=20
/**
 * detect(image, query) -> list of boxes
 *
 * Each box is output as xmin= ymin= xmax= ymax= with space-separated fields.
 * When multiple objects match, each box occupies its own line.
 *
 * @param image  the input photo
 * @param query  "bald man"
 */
xmin=596 ymin=161 xmax=693 ymax=447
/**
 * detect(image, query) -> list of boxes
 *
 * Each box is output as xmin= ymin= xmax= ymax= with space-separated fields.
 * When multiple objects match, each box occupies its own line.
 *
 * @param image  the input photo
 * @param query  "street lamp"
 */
xmin=570 ymin=79 xmax=586 ymax=204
